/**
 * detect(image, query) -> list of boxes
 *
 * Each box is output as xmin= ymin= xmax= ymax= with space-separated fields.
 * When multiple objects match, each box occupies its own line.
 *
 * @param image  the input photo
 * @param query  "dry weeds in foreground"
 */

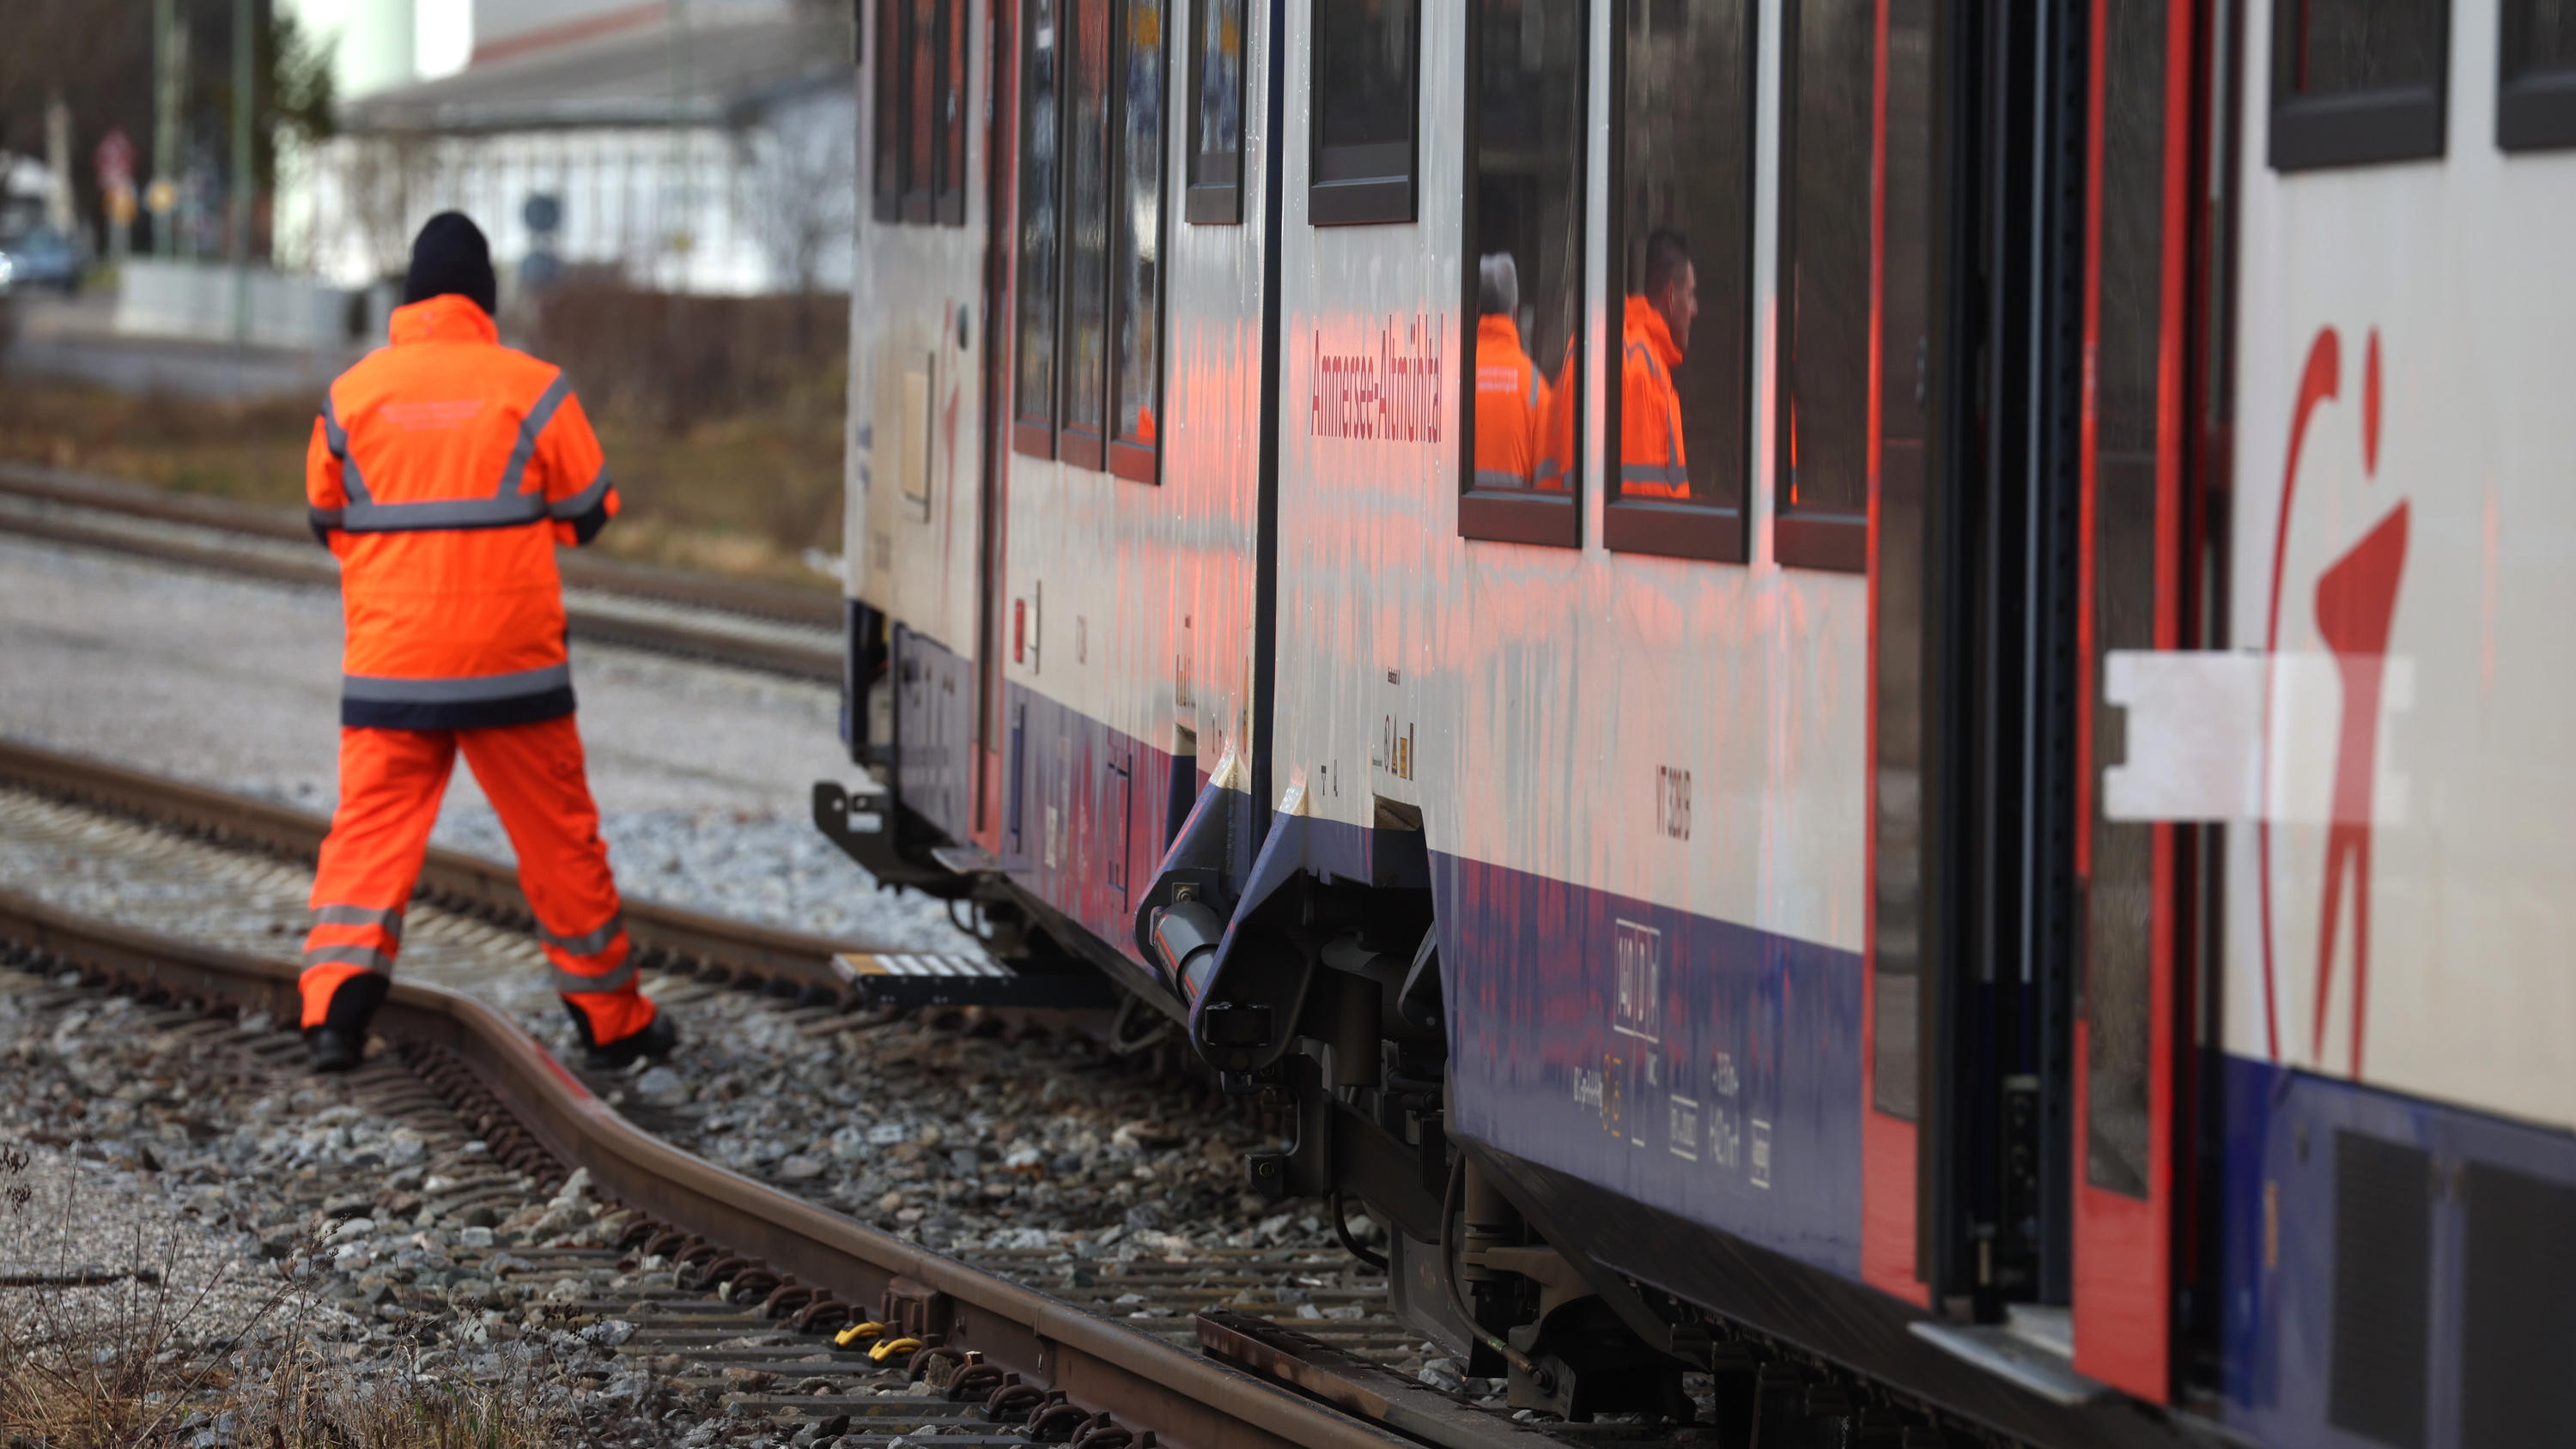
xmin=0 ymin=1139 xmax=578 ymax=1448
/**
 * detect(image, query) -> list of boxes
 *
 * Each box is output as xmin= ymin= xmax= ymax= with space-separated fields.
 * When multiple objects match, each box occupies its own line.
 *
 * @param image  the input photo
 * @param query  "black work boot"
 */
xmin=567 ymin=1002 xmax=678 ymax=1071
xmin=306 ymin=973 xmax=390 ymax=1073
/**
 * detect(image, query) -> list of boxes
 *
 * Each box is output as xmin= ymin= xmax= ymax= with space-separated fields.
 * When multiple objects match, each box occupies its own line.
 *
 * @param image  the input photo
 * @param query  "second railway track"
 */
xmin=0 ymin=462 xmax=842 ymax=682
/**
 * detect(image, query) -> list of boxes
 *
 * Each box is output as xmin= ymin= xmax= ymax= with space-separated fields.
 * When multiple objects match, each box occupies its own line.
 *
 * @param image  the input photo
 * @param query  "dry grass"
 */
xmin=0 ymin=283 xmax=849 ymax=591
xmin=0 ymin=1140 xmax=576 ymax=1449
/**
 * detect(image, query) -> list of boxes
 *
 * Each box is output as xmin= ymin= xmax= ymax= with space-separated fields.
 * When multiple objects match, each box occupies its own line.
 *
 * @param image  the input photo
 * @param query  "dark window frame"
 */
xmin=1456 ymin=0 xmax=1586 ymax=549
xmin=1012 ymin=0 xmax=1170 ymax=479
xmin=2500 ymin=0 xmax=2576 ymax=149
xmin=1601 ymin=0 xmax=1758 ymax=564
xmin=1770 ymin=0 xmax=1869 ymax=574
xmin=1309 ymin=0 xmax=1422 ymax=226
xmin=1187 ymin=0 xmax=1249 ymax=222
xmin=2269 ymin=0 xmax=2451 ymax=171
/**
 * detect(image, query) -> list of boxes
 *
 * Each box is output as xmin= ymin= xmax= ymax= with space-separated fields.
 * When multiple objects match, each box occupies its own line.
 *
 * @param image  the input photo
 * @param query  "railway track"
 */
xmin=0 ymin=742 xmax=1653 ymax=1447
xmin=0 ymin=462 xmax=841 ymax=682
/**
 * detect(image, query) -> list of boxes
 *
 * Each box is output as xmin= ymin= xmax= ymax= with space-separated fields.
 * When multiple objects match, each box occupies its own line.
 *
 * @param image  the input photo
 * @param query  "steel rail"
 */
xmin=0 ymin=493 xmax=838 ymax=683
xmin=0 ymin=461 xmax=842 ymax=627
xmin=0 ymin=885 xmax=1412 ymax=1449
xmin=0 ymin=736 xmax=862 ymax=1003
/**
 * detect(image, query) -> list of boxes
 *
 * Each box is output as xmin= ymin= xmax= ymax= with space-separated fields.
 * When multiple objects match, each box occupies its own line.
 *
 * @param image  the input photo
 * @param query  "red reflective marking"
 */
xmin=1014 ymin=598 xmax=1026 ymax=663
xmin=2309 ymin=503 xmax=2409 ymax=1071
xmin=2257 ymin=330 xmax=2343 ymax=1062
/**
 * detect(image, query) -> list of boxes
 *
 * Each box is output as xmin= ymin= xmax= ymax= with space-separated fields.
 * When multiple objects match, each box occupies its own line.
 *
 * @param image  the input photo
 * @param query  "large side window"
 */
xmin=1773 ymin=0 xmax=1871 ymax=572
xmin=1014 ymin=0 xmax=1063 ymax=452
xmin=1603 ymin=0 xmax=1757 ymax=561
xmin=1311 ymin=0 xmax=1420 ymax=224
xmin=2269 ymin=0 xmax=2449 ymax=169
xmin=1014 ymin=0 xmax=1170 ymax=476
xmin=1188 ymin=0 xmax=1249 ymax=221
xmin=1458 ymin=0 xmax=1589 ymax=546
xmin=2500 ymin=0 xmax=2576 ymax=149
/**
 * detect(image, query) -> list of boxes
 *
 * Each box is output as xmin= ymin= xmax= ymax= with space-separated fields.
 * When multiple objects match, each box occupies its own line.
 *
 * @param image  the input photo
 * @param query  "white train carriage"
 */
xmin=823 ymin=0 xmax=2576 ymax=1441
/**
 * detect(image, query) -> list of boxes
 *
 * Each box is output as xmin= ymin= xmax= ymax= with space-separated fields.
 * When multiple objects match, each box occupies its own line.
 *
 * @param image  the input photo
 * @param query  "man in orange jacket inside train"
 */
xmin=1531 ymin=229 xmax=1698 ymax=497
xmin=299 ymin=212 xmax=676 ymax=1075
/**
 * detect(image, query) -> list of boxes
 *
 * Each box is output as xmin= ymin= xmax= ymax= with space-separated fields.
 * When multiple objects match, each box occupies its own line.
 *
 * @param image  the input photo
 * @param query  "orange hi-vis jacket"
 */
xmin=1473 ymin=314 xmax=1553 ymax=490
xmin=307 ymin=295 xmax=620 ymax=731
xmin=1616 ymin=295 xmax=1689 ymax=499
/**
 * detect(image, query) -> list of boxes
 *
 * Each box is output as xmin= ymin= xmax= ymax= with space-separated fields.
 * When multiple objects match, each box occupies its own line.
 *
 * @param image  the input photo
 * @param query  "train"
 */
xmin=811 ymin=0 xmax=2576 ymax=1443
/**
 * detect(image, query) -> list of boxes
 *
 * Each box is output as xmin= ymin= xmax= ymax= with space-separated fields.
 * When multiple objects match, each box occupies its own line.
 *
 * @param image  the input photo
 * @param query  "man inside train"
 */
xmin=297 ymin=212 xmax=678 ymax=1075
xmin=1472 ymin=252 xmax=1552 ymax=488
xmin=1616 ymin=229 xmax=1696 ymax=499
xmin=1530 ymin=230 xmax=1698 ymax=496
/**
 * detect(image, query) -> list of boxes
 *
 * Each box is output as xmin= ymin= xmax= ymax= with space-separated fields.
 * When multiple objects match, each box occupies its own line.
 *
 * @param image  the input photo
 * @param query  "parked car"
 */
xmin=0 ymin=225 xmax=81 ymax=295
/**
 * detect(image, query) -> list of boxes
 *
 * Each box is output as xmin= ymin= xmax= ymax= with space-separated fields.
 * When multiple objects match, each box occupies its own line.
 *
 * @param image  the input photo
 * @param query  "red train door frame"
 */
xmin=2066 ymin=0 xmax=2197 ymax=1403
xmin=973 ymin=0 xmax=1018 ymax=853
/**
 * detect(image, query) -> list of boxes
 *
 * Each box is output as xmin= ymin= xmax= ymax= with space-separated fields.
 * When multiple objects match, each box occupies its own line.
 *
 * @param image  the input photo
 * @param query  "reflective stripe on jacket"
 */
xmin=307 ymin=294 xmax=621 ymax=731
xmin=1617 ymin=295 xmax=1689 ymax=500
xmin=1473 ymin=315 xmax=1553 ymax=490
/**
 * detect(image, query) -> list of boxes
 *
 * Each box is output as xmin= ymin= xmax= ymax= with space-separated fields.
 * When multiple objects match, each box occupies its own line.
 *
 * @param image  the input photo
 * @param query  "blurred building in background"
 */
xmin=276 ymin=0 xmax=854 ymax=298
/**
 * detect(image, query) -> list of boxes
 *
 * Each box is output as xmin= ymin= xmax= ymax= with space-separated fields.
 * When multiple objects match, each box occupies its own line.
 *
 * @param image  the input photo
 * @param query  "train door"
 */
xmin=1917 ymin=0 xmax=2213 ymax=1407
xmin=854 ymin=0 xmax=990 ymax=848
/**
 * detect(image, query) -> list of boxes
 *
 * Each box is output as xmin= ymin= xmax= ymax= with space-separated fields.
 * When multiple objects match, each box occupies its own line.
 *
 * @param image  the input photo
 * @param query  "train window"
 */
xmin=2500 ymin=0 xmax=2576 ymax=149
xmin=1869 ymin=0 xmax=1933 ymax=1120
xmin=2269 ymin=0 xmax=2449 ymax=169
xmin=1061 ymin=0 xmax=1115 ymax=469
xmin=872 ymin=0 xmax=967 ymax=226
xmin=1013 ymin=0 xmax=1062 ymax=453
xmin=1110 ymin=0 xmax=1170 ymax=477
xmin=1600 ymin=0 xmax=1756 ymax=561
xmin=1311 ymin=0 xmax=1420 ymax=225
xmin=2087 ymin=0 xmax=2184 ymax=1201
xmin=1456 ymin=0 xmax=1589 ymax=547
xmin=908 ymin=0 xmax=940 ymax=221
xmin=939 ymin=0 xmax=968 ymax=223
xmin=1188 ymin=0 xmax=1249 ymax=222
xmin=1772 ymin=0 xmax=1871 ymax=573
xmin=1013 ymin=0 xmax=1173 ymax=474
xmin=873 ymin=0 xmax=904 ymax=222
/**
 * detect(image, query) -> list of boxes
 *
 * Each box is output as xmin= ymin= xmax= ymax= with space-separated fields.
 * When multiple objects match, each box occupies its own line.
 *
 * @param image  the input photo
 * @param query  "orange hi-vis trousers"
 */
xmin=298 ymin=717 xmax=654 ymax=1045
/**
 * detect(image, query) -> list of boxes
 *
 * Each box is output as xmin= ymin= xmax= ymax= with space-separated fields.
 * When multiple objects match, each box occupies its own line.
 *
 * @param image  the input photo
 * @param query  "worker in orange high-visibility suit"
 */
xmin=1472 ymin=253 xmax=1552 ymax=489
xmin=299 ymin=211 xmax=675 ymax=1075
xmin=1615 ymin=228 xmax=1698 ymax=499
xmin=1530 ymin=229 xmax=1701 ymax=497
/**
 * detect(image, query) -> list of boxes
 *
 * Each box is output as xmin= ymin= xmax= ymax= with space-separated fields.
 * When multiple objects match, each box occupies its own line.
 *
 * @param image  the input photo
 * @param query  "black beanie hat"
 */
xmin=403 ymin=211 xmax=498 ymax=317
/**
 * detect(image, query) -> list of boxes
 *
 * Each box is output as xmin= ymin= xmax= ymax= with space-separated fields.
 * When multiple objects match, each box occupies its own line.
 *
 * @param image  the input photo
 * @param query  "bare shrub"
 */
xmin=526 ymin=283 xmax=846 ymax=434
